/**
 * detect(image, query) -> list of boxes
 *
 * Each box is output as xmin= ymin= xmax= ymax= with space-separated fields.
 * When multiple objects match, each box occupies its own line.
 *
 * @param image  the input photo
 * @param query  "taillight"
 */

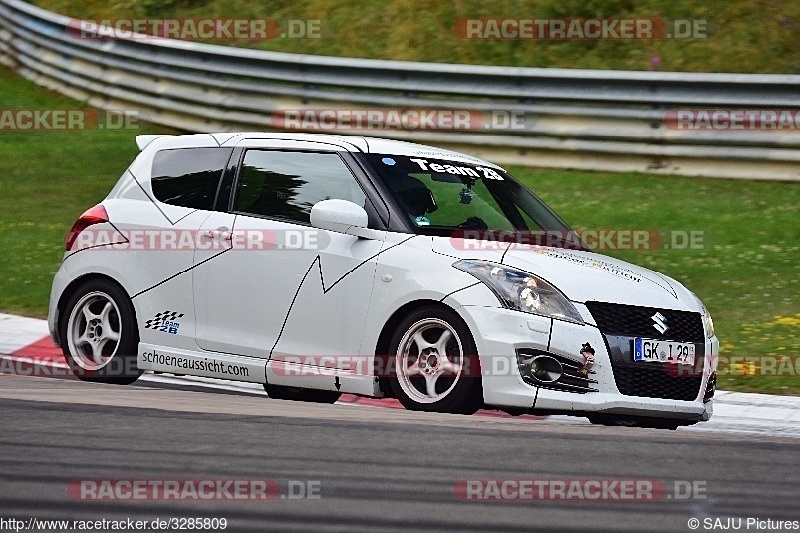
xmin=65 ymin=205 xmax=109 ymax=251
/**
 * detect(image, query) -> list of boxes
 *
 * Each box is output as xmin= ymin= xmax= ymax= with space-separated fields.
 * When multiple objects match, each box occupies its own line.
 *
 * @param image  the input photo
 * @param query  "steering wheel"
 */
xmin=457 ymin=216 xmax=489 ymax=230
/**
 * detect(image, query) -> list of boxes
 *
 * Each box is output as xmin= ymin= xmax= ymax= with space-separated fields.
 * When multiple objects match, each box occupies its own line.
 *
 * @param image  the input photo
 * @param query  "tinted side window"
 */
xmin=235 ymin=150 xmax=366 ymax=224
xmin=151 ymin=148 xmax=233 ymax=210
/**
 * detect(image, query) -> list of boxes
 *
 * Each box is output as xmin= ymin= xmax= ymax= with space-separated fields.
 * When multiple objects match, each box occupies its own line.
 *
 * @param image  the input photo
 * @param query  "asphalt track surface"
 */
xmin=1 ymin=375 xmax=798 ymax=533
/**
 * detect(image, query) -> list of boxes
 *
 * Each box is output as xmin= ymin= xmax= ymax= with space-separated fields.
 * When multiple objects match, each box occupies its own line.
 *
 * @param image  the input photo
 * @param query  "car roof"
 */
xmin=135 ymin=133 xmax=502 ymax=169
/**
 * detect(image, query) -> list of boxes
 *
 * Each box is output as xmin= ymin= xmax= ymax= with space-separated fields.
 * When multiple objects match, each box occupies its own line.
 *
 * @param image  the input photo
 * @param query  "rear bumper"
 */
xmin=47 ymin=268 xmax=70 ymax=348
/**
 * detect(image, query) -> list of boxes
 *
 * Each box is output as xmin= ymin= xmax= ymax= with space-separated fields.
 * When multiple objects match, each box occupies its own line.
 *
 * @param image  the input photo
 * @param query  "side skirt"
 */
xmin=138 ymin=343 xmax=382 ymax=396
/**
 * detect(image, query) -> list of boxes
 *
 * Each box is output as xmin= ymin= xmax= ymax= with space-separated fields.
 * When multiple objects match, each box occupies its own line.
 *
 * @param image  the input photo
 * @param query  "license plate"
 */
xmin=633 ymin=338 xmax=695 ymax=365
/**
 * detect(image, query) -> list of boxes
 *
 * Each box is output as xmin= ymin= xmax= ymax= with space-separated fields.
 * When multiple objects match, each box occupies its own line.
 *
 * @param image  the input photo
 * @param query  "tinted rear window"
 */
xmin=151 ymin=147 xmax=233 ymax=210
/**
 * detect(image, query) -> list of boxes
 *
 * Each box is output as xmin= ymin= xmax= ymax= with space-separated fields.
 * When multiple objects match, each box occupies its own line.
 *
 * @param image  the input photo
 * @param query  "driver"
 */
xmin=392 ymin=174 xmax=437 ymax=226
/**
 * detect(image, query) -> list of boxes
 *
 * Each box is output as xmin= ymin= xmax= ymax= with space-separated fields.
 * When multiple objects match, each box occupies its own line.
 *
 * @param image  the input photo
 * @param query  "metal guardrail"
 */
xmin=1 ymin=0 xmax=799 ymax=180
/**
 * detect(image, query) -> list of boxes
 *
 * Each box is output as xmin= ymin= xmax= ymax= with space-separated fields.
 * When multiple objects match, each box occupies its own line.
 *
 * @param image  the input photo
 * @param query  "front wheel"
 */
xmin=389 ymin=305 xmax=482 ymax=414
xmin=59 ymin=278 xmax=142 ymax=384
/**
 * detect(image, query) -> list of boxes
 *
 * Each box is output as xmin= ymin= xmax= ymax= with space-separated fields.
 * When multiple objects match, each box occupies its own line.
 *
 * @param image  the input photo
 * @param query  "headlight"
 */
xmin=453 ymin=260 xmax=583 ymax=324
xmin=692 ymin=293 xmax=715 ymax=339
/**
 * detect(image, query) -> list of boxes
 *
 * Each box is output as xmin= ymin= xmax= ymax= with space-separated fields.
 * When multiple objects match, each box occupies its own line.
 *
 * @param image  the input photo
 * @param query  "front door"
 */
xmin=192 ymin=147 xmax=383 ymax=361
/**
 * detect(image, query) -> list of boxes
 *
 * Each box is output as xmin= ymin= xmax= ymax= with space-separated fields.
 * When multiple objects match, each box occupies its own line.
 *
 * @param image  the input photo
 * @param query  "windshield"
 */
xmin=360 ymin=153 xmax=584 ymax=246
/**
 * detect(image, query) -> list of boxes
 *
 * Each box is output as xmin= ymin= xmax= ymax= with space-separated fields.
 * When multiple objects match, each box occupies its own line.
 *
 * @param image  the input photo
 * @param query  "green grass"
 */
xmin=0 ymin=67 xmax=172 ymax=316
xmin=34 ymin=0 xmax=800 ymax=73
xmin=1 ymin=65 xmax=798 ymax=394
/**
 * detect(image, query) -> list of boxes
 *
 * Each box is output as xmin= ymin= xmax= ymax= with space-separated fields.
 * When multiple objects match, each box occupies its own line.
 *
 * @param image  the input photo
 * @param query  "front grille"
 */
xmin=602 ymin=333 xmax=705 ymax=402
xmin=611 ymin=365 xmax=703 ymax=401
xmin=585 ymin=302 xmax=704 ymax=343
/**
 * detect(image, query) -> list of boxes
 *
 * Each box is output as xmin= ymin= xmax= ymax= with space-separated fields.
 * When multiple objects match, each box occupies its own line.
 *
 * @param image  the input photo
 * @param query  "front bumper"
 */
xmin=456 ymin=303 xmax=717 ymax=422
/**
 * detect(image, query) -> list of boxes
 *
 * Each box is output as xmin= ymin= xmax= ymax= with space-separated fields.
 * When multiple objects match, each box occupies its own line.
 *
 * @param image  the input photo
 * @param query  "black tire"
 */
xmin=263 ymin=384 xmax=341 ymax=404
xmin=388 ymin=305 xmax=482 ymax=414
xmin=59 ymin=278 xmax=142 ymax=384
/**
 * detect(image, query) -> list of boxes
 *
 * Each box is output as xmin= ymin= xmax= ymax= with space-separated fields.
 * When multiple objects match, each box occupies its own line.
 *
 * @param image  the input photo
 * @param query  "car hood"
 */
xmin=433 ymin=239 xmax=699 ymax=311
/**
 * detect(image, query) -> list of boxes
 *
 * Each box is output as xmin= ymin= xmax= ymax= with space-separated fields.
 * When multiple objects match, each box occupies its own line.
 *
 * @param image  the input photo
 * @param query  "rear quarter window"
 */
xmin=151 ymin=147 xmax=233 ymax=210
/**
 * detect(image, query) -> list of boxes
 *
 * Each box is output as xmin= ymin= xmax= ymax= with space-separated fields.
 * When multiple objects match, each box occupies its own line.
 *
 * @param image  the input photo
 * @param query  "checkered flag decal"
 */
xmin=144 ymin=310 xmax=185 ymax=330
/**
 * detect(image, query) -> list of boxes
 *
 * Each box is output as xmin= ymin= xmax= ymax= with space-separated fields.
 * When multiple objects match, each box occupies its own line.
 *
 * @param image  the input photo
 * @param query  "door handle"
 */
xmin=200 ymin=227 xmax=232 ymax=240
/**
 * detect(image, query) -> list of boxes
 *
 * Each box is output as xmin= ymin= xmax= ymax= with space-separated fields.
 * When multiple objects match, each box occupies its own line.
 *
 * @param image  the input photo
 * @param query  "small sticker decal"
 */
xmin=145 ymin=310 xmax=184 ymax=335
xmin=530 ymin=249 xmax=643 ymax=283
xmin=579 ymin=342 xmax=595 ymax=374
xmin=381 ymin=157 xmax=396 ymax=165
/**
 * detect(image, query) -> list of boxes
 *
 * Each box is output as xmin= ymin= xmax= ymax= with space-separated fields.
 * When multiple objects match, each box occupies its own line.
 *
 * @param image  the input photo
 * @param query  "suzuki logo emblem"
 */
xmin=651 ymin=312 xmax=668 ymax=334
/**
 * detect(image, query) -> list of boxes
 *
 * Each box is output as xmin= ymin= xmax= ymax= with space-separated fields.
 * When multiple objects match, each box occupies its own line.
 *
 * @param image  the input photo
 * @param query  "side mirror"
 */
xmin=310 ymin=199 xmax=369 ymax=234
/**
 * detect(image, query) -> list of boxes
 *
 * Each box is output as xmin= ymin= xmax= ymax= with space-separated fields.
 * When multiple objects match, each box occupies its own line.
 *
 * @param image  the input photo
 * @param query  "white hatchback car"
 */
xmin=49 ymin=133 xmax=718 ymax=429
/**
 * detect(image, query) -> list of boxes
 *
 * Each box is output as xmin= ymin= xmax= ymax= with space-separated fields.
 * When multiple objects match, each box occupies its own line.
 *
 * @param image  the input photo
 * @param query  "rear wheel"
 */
xmin=59 ymin=279 xmax=142 ymax=384
xmin=389 ymin=305 xmax=482 ymax=414
xmin=263 ymin=384 xmax=341 ymax=404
